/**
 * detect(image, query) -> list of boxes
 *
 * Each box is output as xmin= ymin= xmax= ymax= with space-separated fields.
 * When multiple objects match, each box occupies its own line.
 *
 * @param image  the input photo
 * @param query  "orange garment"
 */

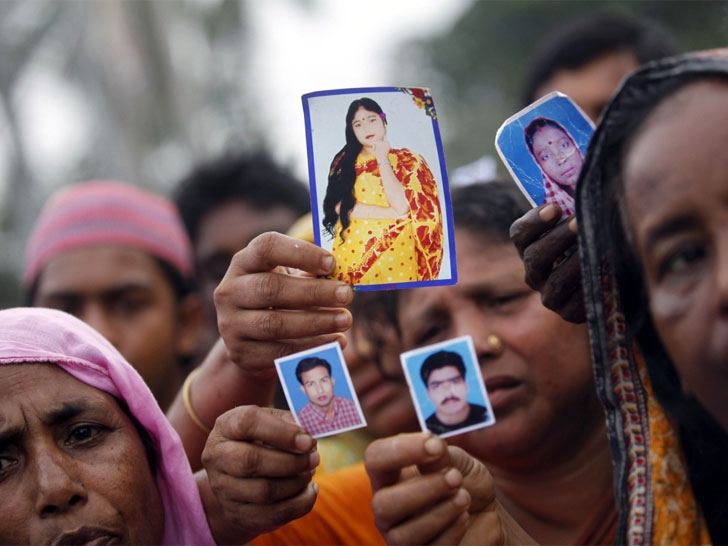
xmin=253 ymin=461 xmax=618 ymax=546
xmin=331 ymin=148 xmax=443 ymax=285
xmin=252 ymin=462 xmax=384 ymax=546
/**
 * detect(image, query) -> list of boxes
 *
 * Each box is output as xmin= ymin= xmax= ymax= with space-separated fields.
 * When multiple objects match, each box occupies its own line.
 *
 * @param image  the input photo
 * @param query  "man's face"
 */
xmin=300 ymin=365 xmax=336 ymax=409
xmin=535 ymin=49 xmax=640 ymax=122
xmin=33 ymin=246 xmax=195 ymax=409
xmin=426 ymin=365 xmax=468 ymax=421
xmin=195 ymin=200 xmax=300 ymax=360
xmin=0 ymin=363 xmax=165 ymax=545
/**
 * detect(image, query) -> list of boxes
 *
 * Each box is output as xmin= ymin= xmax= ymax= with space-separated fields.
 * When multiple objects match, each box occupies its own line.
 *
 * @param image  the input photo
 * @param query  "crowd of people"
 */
xmin=1 ymin=9 xmax=726 ymax=546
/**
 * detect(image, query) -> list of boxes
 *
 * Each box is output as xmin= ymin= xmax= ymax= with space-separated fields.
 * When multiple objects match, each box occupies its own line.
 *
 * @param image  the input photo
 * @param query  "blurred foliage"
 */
xmin=393 ymin=0 xmax=728 ymax=172
xmin=0 ymin=0 xmax=261 ymax=308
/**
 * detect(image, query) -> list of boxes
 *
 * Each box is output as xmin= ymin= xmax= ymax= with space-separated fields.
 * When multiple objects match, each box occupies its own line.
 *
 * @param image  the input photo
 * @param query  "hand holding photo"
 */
xmin=401 ymin=335 xmax=494 ymax=439
xmin=275 ymin=341 xmax=366 ymax=438
xmin=495 ymin=92 xmax=594 ymax=217
xmin=303 ymin=86 xmax=457 ymax=291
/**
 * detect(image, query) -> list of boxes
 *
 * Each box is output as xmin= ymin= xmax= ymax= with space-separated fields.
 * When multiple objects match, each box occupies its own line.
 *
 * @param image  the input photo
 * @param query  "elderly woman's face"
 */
xmin=351 ymin=107 xmax=386 ymax=148
xmin=0 ymin=364 xmax=165 ymax=545
xmin=623 ymin=80 xmax=728 ymax=432
xmin=531 ymin=125 xmax=583 ymax=189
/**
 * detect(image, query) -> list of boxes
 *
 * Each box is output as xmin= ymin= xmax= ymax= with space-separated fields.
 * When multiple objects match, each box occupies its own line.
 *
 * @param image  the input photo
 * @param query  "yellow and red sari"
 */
xmin=331 ymin=148 xmax=443 ymax=285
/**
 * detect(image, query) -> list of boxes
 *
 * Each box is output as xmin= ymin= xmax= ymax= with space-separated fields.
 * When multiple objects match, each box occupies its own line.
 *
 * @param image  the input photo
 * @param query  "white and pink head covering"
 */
xmin=0 ymin=307 xmax=215 ymax=545
xmin=23 ymin=180 xmax=194 ymax=289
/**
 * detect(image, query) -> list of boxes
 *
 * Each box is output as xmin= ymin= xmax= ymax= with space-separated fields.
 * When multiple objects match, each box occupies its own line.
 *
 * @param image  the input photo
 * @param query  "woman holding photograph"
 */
xmin=524 ymin=117 xmax=583 ymax=216
xmin=322 ymin=97 xmax=443 ymax=285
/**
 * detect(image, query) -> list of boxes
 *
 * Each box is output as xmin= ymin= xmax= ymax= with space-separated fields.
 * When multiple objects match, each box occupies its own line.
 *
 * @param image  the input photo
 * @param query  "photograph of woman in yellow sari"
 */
xmin=320 ymin=96 xmax=444 ymax=286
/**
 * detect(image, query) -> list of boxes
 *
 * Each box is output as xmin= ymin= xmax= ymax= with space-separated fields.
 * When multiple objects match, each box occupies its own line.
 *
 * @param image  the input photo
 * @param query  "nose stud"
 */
xmin=486 ymin=334 xmax=503 ymax=354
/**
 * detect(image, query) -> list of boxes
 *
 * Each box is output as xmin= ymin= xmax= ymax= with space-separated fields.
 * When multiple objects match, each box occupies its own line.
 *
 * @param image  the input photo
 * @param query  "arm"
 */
xmin=168 ymin=232 xmax=354 ymax=470
xmin=365 ymin=433 xmax=537 ymax=546
xmin=350 ymin=203 xmax=407 ymax=219
xmin=509 ymin=203 xmax=585 ymax=324
xmin=374 ymin=139 xmax=409 ymax=216
xmin=197 ymin=405 xmax=319 ymax=545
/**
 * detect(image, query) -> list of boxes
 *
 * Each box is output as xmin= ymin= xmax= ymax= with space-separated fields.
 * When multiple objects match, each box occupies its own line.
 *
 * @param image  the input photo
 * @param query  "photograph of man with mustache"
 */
xmin=421 ymin=350 xmax=490 ymax=435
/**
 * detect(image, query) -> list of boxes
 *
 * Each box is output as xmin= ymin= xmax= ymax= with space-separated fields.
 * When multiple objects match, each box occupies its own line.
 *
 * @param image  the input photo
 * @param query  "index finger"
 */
xmin=365 ymin=433 xmax=448 ymax=491
xmin=509 ymin=203 xmax=563 ymax=254
xmin=229 ymin=232 xmax=336 ymax=278
xmin=215 ymin=406 xmax=315 ymax=455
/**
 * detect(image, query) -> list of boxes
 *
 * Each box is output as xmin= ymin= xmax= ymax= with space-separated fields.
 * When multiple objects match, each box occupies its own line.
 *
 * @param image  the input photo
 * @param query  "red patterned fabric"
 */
xmin=297 ymin=396 xmax=364 ymax=437
xmin=542 ymin=175 xmax=576 ymax=217
xmin=332 ymin=148 xmax=443 ymax=285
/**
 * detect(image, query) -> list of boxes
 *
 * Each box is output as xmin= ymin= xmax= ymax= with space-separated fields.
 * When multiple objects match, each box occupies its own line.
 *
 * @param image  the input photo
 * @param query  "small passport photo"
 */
xmin=275 ymin=341 xmax=366 ymax=439
xmin=302 ymin=86 xmax=457 ymax=291
xmin=400 ymin=335 xmax=495 ymax=440
xmin=495 ymin=92 xmax=594 ymax=218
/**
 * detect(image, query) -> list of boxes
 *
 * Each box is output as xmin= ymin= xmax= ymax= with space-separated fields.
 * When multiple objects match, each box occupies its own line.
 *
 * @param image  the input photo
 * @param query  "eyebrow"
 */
xmin=0 ymin=401 xmax=105 ymax=447
xmin=642 ymin=215 xmax=698 ymax=256
xmin=40 ymin=282 xmax=156 ymax=302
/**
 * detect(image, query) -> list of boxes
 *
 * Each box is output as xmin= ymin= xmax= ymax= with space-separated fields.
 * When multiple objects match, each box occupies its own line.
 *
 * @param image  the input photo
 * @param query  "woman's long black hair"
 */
xmin=322 ymin=98 xmax=385 ymax=241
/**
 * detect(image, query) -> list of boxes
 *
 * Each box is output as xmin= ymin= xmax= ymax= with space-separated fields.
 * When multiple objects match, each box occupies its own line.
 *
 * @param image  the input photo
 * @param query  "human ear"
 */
xmin=175 ymin=293 xmax=203 ymax=359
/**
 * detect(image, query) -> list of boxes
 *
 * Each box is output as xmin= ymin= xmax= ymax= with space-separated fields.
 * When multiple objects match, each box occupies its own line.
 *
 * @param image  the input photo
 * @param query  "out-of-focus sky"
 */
xmin=246 ymin=0 xmax=474 ymax=180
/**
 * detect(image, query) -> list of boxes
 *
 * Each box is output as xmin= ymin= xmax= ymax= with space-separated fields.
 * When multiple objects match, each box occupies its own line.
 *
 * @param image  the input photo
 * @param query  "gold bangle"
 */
xmin=182 ymin=368 xmax=211 ymax=435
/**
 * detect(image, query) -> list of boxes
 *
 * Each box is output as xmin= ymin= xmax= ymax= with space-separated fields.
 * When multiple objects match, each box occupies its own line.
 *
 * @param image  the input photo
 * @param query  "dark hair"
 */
xmin=601 ymin=74 xmax=728 ymax=544
xmin=452 ymin=180 xmax=531 ymax=242
xmin=420 ymin=350 xmax=466 ymax=386
xmin=115 ymin=396 xmax=158 ymax=475
xmin=322 ymin=98 xmax=386 ymax=241
xmin=522 ymin=11 xmax=678 ymax=106
xmin=173 ymin=151 xmax=310 ymax=245
xmin=524 ymin=117 xmax=571 ymax=157
xmin=369 ymin=181 xmax=530 ymax=332
xmin=295 ymin=356 xmax=332 ymax=384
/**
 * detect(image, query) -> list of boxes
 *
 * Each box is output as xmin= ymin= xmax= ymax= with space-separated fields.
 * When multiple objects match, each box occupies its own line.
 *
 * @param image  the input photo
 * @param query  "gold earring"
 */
xmin=486 ymin=334 xmax=503 ymax=354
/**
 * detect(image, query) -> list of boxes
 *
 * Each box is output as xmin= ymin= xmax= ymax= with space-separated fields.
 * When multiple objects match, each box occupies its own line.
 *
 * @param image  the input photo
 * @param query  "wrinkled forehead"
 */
xmin=0 ymin=362 xmax=118 ymax=419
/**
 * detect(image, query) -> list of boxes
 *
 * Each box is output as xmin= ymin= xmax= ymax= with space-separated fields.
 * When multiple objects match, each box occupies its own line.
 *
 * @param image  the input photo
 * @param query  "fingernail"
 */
xmin=444 ymin=468 xmax=462 ymax=488
xmin=322 ymin=255 xmax=335 ymax=273
xmin=453 ymin=488 xmax=469 ymax=507
xmin=568 ymin=217 xmax=578 ymax=233
xmin=424 ymin=435 xmax=444 ymax=457
xmin=295 ymin=433 xmax=313 ymax=452
xmin=539 ymin=204 xmax=558 ymax=222
xmin=335 ymin=311 xmax=351 ymax=330
xmin=335 ymin=284 xmax=352 ymax=303
xmin=309 ymin=450 xmax=321 ymax=470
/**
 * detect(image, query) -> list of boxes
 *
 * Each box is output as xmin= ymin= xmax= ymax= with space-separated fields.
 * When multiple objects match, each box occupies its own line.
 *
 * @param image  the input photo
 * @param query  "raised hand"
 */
xmin=214 ymin=232 xmax=354 ymax=379
xmin=199 ymin=405 xmax=319 ymax=544
xmin=509 ymin=203 xmax=585 ymax=323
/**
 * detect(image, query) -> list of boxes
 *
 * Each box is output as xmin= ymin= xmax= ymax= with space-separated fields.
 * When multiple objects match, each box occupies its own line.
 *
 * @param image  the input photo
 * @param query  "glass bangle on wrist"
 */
xmin=378 ymin=158 xmax=391 ymax=166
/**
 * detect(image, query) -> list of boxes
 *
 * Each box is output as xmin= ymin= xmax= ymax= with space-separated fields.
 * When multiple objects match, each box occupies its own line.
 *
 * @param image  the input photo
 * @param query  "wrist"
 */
xmin=377 ymin=157 xmax=391 ymax=166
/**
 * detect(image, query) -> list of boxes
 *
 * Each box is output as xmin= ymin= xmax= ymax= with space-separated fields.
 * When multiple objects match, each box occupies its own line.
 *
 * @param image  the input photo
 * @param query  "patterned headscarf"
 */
xmin=577 ymin=49 xmax=728 ymax=545
xmin=0 ymin=307 xmax=215 ymax=545
xmin=24 ymin=180 xmax=194 ymax=289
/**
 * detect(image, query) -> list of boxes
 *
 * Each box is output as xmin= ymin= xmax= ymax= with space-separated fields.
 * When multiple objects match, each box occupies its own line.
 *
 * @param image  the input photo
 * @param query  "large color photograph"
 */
xmin=303 ymin=86 xmax=457 ymax=291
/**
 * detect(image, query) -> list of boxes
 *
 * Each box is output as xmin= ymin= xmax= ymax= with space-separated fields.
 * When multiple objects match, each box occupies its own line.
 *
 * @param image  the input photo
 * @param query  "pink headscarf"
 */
xmin=0 ymin=307 xmax=215 ymax=545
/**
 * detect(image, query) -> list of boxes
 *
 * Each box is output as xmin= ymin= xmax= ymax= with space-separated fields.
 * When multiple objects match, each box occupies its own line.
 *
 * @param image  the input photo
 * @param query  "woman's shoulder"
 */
xmin=392 ymin=147 xmax=420 ymax=159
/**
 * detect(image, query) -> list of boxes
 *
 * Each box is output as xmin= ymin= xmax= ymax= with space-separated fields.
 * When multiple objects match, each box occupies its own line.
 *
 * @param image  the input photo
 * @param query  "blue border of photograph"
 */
xmin=494 ymin=92 xmax=594 ymax=207
xmin=301 ymin=85 xmax=457 ymax=292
